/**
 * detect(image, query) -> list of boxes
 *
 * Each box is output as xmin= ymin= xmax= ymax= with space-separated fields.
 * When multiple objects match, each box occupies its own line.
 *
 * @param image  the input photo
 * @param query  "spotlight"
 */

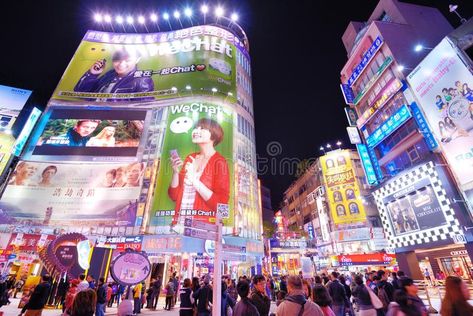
xmin=94 ymin=13 xmax=103 ymax=23
xmin=231 ymin=13 xmax=238 ymax=21
xmin=201 ymin=5 xmax=209 ymax=14
xmin=163 ymin=12 xmax=170 ymax=20
xmin=414 ymin=44 xmax=423 ymax=52
xmin=116 ymin=15 xmax=124 ymax=24
xmin=126 ymin=16 xmax=134 ymax=24
xmin=211 ymin=87 xmax=218 ymax=93
xmin=215 ymin=7 xmax=224 ymax=17
xmin=184 ymin=8 xmax=192 ymax=17
xmin=150 ymin=13 xmax=158 ymax=22
xmin=171 ymin=86 xmax=178 ymax=92
xmin=185 ymin=85 xmax=192 ymax=90
xmin=138 ymin=16 xmax=145 ymax=24
xmin=173 ymin=10 xmax=180 ymax=19
xmin=397 ymin=65 xmax=405 ymax=72
xmin=104 ymin=14 xmax=112 ymax=23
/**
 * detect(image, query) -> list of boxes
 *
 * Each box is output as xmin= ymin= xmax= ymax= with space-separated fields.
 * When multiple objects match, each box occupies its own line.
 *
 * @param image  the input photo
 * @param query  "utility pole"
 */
xmin=212 ymin=211 xmax=222 ymax=315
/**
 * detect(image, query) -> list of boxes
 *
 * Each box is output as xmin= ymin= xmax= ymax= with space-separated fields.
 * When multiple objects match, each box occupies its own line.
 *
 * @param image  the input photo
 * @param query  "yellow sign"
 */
xmin=0 ymin=133 xmax=15 ymax=175
xmin=320 ymin=150 xmax=366 ymax=224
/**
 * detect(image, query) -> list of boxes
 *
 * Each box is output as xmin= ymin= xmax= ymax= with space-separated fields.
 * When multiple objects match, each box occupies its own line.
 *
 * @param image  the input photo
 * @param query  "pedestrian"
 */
xmin=109 ymin=283 xmax=117 ymax=307
xmin=86 ymin=275 xmax=95 ymax=290
xmin=71 ymin=288 xmax=96 ymax=316
xmin=386 ymin=290 xmax=418 ymax=316
xmin=192 ymin=274 xmax=212 ymax=316
xmin=151 ymin=276 xmax=162 ymax=310
xmin=64 ymin=279 xmax=79 ymax=316
xmin=399 ymin=277 xmax=427 ymax=316
xmin=302 ymin=279 xmax=312 ymax=300
xmin=116 ymin=283 xmax=125 ymax=306
xmin=227 ymin=279 xmax=238 ymax=302
xmin=24 ymin=274 xmax=51 ymax=316
xmin=233 ymin=280 xmax=260 ymax=316
xmin=440 ymin=275 xmax=473 ymax=315
xmin=222 ymin=280 xmax=235 ymax=316
xmin=95 ymin=277 xmax=107 ymax=316
xmin=327 ymin=272 xmax=349 ymax=316
xmin=250 ymin=275 xmax=271 ymax=316
xmin=279 ymin=276 xmax=288 ymax=294
xmin=105 ymin=283 xmax=113 ymax=311
xmin=269 ymin=276 xmax=276 ymax=302
xmin=179 ymin=278 xmax=194 ymax=316
xmin=391 ymin=272 xmax=400 ymax=291
xmin=352 ymin=275 xmax=376 ymax=316
xmin=313 ymin=283 xmax=335 ymax=316
xmin=276 ymin=275 xmax=324 ymax=316
xmin=165 ymin=277 xmax=175 ymax=310
xmin=377 ymin=270 xmax=395 ymax=313
xmin=13 ymin=278 xmax=25 ymax=298
xmin=76 ymin=274 xmax=89 ymax=292
xmin=423 ymin=269 xmax=432 ymax=286
xmin=133 ymin=281 xmax=143 ymax=314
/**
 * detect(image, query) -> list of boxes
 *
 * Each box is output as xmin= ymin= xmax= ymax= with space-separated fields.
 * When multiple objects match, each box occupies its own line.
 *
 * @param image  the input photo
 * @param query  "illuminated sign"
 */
xmin=356 ymin=144 xmax=378 ymax=185
xmin=358 ymin=79 xmax=403 ymax=127
xmin=335 ymin=252 xmax=395 ymax=266
xmin=344 ymin=107 xmax=358 ymax=126
xmin=340 ymin=84 xmax=355 ymax=104
xmin=366 ymin=105 xmax=411 ymax=148
xmin=347 ymin=126 xmax=362 ymax=144
xmin=12 ymin=107 xmax=42 ymax=156
xmin=410 ymin=102 xmax=438 ymax=151
xmin=0 ymin=85 xmax=32 ymax=116
xmin=352 ymin=56 xmax=393 ymax=105
xmin=347 ymin=36 xmax=384 ymax=87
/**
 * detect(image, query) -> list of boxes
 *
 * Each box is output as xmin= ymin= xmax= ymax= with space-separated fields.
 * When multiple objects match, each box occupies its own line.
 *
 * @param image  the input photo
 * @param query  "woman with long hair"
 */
xmin=352 ymin=275 xmax=376 ymax=316
xmin=440 ymin=276 xmax=473 ymax=316
xmin=71 ymin=288 xmax=96 ymax=316
xmin=313 ymin=284 xmax=335 ymax=316
xmin=86 ymin=126 xmax=116 ymax=147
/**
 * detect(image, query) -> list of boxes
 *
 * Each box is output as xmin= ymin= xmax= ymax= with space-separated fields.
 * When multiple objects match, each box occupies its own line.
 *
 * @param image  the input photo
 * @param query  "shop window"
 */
xmin=407 ymin=145 xmax=420 ymax=162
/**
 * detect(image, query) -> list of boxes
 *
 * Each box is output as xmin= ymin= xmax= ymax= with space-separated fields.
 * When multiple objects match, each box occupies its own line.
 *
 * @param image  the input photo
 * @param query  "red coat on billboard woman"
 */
xmin=169 ymin=118 xmax=230 ymax=225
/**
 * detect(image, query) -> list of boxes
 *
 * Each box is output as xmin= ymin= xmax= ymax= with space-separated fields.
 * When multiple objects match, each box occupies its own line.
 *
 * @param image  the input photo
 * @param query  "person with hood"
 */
xmin=250 ymin=275 xmax=271 ymax=316
xmin=276 ymin=275 xmax=324 ymax=316
xmin=192 ymin=274 xmax=212 ymax=316
xmin=233 ymin=280 xmax=260 ymax=316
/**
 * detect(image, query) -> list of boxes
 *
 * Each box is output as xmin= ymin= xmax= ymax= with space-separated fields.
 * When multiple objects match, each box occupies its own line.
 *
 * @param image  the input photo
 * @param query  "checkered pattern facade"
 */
xmin=372 ymin=162 xmax=462 ymax=249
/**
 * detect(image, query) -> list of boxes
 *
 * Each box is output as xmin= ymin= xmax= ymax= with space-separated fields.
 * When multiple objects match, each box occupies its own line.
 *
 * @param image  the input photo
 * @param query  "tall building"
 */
xmin=259 ymin=181 xmax=274 ymax=223
xmin=340 ymin=0 xmax=473 ymax=278
xmin=0 ymin=20 xmax=263 ymax=282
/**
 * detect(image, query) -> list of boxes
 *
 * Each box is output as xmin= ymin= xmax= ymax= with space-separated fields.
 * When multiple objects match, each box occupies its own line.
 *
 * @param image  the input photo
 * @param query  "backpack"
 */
xmin=377 ymin=286 xmax=390 ymax=310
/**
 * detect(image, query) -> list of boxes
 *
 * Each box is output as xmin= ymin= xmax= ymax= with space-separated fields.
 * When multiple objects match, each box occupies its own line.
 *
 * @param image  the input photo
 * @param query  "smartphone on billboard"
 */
xmin=170 ymin=149 xmax=180 ymax=161
xmin=94 ymin=59 xmax=106 ymax=71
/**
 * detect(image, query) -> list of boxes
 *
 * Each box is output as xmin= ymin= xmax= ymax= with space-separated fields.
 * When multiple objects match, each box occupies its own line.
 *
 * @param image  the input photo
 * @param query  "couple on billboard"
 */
xmin=168 ymin=118 xmax=230 ymax=226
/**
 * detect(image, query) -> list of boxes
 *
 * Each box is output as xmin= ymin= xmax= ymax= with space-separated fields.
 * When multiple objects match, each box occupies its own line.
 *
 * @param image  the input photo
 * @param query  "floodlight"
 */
xmin=138 ymin=16 xmax=145 ymax=24
xmin=201 ymin=5 xmax=209 ymax=14
xmin=150 ymin=13 xmax=158 ymax=22
xmin=184 ymin=8 xmax=192 ymax=17
xmin=231 ymin=13 xmax=238 ymax=21
xmin=215 ymin=7 xmax=224 ymax=17
xmin=104 ymin=15 xmax=112 ymax=23
xmin=163 ymin=12 xmax=170 ymax=20
xmin=173 ymin=10 xmax=180 ymax=19
xmin=126 ymin=16 xmax=134 ymax=24
xmin=94 ymin=13 xmax=103 ymax=23
xmin=116 ymin=15 xmax=124 ymax=24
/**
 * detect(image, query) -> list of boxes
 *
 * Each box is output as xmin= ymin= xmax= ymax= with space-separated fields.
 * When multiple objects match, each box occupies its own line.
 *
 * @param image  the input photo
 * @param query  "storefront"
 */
xmin=416 ymin=246 xmax=473 ymax=280
xmin=331 ymin=252 xmax=397 ymax=273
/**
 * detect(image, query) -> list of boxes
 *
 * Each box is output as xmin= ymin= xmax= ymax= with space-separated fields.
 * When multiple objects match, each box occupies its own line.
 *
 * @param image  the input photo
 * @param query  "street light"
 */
xmin=414 ymin=44 xmax=433 ymax=52
xmin=150 ymin=13 xmax=160 ymax=31
xmin=231 ymin=13 xmax=239 ymax=22
xmin=326 ymin=144 xmax=331 ymax=149
xmin=201 ymin=5 xmax=209 ymax=24
xmin=163 ymin=12 xmax=172 ymax=30
xmin=184 ymin=7 xmax=193 ymax=26
xmin=215 ymin=6 xmax=224 ymax=18
xmin=319 ymin=146 xmax=326 ymax=154
xmin=336 ymin=141 xmax=342 ymax=149
xmin=449 ymin=4 xmax=467 ymax=24
xmin=94 ymin=13 xmax=103 ymax=22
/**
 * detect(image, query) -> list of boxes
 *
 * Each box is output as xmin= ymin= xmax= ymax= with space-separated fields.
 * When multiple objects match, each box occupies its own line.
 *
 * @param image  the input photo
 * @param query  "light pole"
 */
xmin=212 ymin=211 xmax=223 ymax=316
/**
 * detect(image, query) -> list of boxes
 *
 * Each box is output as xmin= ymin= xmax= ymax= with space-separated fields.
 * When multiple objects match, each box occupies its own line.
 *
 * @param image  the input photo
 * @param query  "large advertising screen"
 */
xmin=320 ymin=150 xmax=367 ymax=225
xmin=150 ymin=101 xmax=234 ymax=229
xmin=0 ymin=84 xmax=32 ymax=116
xmin=407 ymin=38 xmax=473 ymax=187
xmin=23 ymin=107 xmax=148 ymax=161
xmin=383 ymin=177 xmax=446 ymax=236
xmin=51 ymin=27 xmax=242 ymax=103
xmin=0 ymin=161 xmax=143 ymax=232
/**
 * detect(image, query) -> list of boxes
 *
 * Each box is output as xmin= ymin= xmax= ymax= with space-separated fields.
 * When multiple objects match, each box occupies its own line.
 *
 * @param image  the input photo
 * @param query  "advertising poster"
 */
xmin=407 ymin=38 xmax=473 ymax=187
xmin=0 ymin=133 xmax=15 ymax=176
xmin=0 ymin=161 xmax=144 ymax=230
xmin=52 ymin=26 xmax=240 ymax=103
xmin=24 ymin=107 xmax=147 ymax=161
xmin=383 ymin=177 xmax=447 ymax=236
xmin=151 ymin=101 xmax=233 ymax=228
xmin=320 ymin=150 xmax=367 ymax=224
xmin=110 ymin=250 xmax=151 ymax=285
xmin=0 ymin=84 xmax=32 ymax=117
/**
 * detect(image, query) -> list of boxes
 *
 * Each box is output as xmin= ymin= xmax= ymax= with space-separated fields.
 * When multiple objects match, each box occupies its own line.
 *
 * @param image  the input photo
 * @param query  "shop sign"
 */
xmin=366 ymin=104 xmax=411 ymax=148
xmin=335 ymin=253 xmax=395 ymax=266
xmin=340 ymin=84 xmax=355 ymax=105
xmin=450 ymin=249 xmax=468 ymax=256
xmin=344 ymin=107 xmax=358 ymax=126
xmin=410 ymin=102 xmax=438 ymax=151
xmin=110 ymin=250 xmax=151 ymax=286
xmin=7 ymin=233 xmax=55 ymax=252
xmin=358 ymin=79 xmax=403 ymax=127
xmin=347 ymin=36 xmax=384 ymax=87
xmin=42 ymin=233 xmax=88 ymax=276
xmin=270 ymin=239 xmax=307 ymax=249
xmin=356 ymin=144 xmax=378 ymax=185
xmin=331 ymin=228 xmax=370 ymax=242
xmin=96 ymin=235 xmax=143 ymax=251
xmin=142 ymin=236 xmax=183 ymax=253
xmin=347 ymin=126 xmax=362 ymax=144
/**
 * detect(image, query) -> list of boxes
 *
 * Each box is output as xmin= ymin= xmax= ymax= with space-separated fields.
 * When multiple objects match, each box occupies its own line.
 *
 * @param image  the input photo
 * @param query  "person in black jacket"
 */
xmin=327 ymin=272 xmax=349 ymax=316
xmin=95 ymin=277 xmax=107 ymax=316
xmin=234 ymin=280 xmax=260 ymax=316
xmin=179 ymin=278 xmax=194 ymax=316
xmin=376 ymin=270 xmax=394 ymax=313
xmin=24 ymin=274 xmax=51 ymax=315
xmin=192 ymin=275 xmax=212 ymax=316
xmin=250 ymin=275 xmax=271 ymax=316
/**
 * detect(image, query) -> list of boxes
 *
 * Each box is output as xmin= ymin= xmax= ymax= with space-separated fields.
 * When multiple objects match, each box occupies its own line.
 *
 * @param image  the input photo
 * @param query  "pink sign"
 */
xmin=110 ymin=250 xmax=151 ymax=286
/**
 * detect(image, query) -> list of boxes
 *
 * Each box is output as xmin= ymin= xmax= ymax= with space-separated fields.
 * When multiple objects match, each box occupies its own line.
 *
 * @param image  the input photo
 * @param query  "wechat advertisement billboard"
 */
xmin=150 ymin=101 xmax=234 ymax=230
xmin=52 ymin=26 xmax=241 ymax=103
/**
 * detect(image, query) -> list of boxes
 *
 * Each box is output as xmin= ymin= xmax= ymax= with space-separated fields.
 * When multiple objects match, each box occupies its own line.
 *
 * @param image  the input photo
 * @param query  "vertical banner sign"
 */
xmin=410 ymin=102 xmax=438 ymax=151
xmin=320 ymin=150 xmax=367 ymax=224
xmin=407 ymin=38 xmax=473 ymax=188
xmin=347 ymin=36 xmax=384 ymax=87
xmin=356 ymin=144 xmax=378 ymax=185
xmin=151 ymin=101 xmax=234 ymax=227
xmin=340 ymin=84 xmax=355 ymax=105
xmin=344 ymin=107 xmax=358 ymax=126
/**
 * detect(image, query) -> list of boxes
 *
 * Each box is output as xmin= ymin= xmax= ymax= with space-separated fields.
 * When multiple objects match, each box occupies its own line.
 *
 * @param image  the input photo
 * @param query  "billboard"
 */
xmin=23 ymin=107 xmax=147 ymax=161
xmin=51 ymin=27 xmax=242 ymax=103
xmin=320 ymin=150 xmax=366 ymax=225
xmin=150 ymin=101 xmax=233 ymax=229
xmin=0 ymin=133 xmax=15 ymax=176
xmin=0 ymin=84 xmax=32 ymax=116
xmin=0 ymin=161 xmax=144 ymax=231
xmin=407 ymin=38 xmax=473 ymax=187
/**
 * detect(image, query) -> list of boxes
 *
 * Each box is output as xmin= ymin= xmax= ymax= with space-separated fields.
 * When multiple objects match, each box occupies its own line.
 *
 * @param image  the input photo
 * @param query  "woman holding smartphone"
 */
xmin=169 ymin=118 xmax=230 ymax=225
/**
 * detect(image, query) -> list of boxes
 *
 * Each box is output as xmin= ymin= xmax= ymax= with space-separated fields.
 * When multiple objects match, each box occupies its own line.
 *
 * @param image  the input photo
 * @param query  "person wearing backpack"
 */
xmin=327 ymin=272 xmax=349 ymax=316
xmin=234 ymin=280 xmax=259 ymax=316
xmin=352 ymin=275 xmax=376 ymax=316
xmin=276 ymin=275 xmax=324 ymax=316
xmin=192 ymin=275 xmax=213 ymax=316
xmin=376 ymin=271 xmax=394 ymax=314
xmin=165 ymin=277 xmax=175 ymax=310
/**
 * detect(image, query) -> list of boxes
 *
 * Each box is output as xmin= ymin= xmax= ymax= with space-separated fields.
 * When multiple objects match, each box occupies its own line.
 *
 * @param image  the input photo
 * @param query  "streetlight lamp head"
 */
xmin=414 ymin=44 xmax=423 ymax=52
xmin=138 ymin=16 xmax=145 ymax=24
xmin=150 ymin=13 xmax=158 ymax=22
xmin=126 ymin=16 xmax=134 ymax=24
xmin=211 ymin=87 xmax=218 ymax=93
xmin=171 ymin=86 xmax=178 ymax=92
xmin=104 ymin=14 xmax=112 ymax=23
xmin=184 ymin=8 xmax=192 ymax=17
xmin=173 ymin=10 xmax=180 ymax=19
xmin=94 ymin=13 xmax=103 ymax=23
xmin=326 ymin=144 xmax=331 ymax=149
xmin=231 ymin=13 xmax=239 ymax=21
xmin=215 ymin=6 xmax=224 ymax=17
xmin=449 ymin=4 xmax=458 ymax=12
xmin=185 ymin=85 xmax=192 ymax=90
xmin=201 ymin=5 xmax=209 ymax=14
xmin=397 ymin=65 xmax=405 ymax=72
xmin=163 ymin=12 xmax=170 ymax=20
xmin=319 ymin=146 xmax=324 ymax=151
xmin=336 ymin=141 xmax=342 ymax=146
xmin=116 ymin=15 xmax=124 ymax=24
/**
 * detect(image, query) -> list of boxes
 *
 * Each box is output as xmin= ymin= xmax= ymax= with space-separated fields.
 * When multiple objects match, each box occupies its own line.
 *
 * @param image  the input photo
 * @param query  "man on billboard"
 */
xmin=51 ymin=119 xmax=100 ymax=146
xmin=8 ymin=162 xmax=37 ymax=186
xmin=168 ymin=118 xmax=230 ymax=226
xmin=74 ymin=50 xmax=154 ymax=98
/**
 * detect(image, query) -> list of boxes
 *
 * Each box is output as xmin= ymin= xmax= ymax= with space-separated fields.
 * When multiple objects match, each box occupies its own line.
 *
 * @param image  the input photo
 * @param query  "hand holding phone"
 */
xmin=170 ymin=149 xmax=183 ymax=173
xmin=90 ymin=59 xmax=106 ymax=75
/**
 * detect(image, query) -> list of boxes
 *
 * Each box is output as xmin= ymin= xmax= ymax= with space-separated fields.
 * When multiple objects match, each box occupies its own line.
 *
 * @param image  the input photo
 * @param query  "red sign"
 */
xmin=336 ymin=253 xmax=395 ymax=266
xmin=7 ymin=233 xmax=56 ymax=252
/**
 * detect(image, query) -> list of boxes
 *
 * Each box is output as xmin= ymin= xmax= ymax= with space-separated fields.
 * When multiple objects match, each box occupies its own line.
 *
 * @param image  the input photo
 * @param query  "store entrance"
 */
xmin=439 ymin=256 xmax=473 ymax=279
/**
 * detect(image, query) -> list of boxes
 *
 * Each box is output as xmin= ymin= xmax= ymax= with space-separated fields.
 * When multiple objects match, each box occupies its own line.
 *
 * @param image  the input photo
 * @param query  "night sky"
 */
xmin=0 ymin=0 xmax=471 ymax=209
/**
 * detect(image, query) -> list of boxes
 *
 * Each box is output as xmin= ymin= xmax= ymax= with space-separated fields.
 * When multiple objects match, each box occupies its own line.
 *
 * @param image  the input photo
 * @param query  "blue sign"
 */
xmin=307 ymin=223 xmax=315 ymax=240
xmin=340 ymin=84 xmax=355 ymax=104
xmin=347 ymin=36 xmax=384 ymax=87
xmin=410 ymin=102 xmax=438 ymax=151
xmin=12 ymin=107 xmax=42 ymax=156
xmin=344 ymin=107 xmax=358 ymax=126
xmin=366 ymin=105 xmax=412 ymax=148
xmin=367 ymin=146 xmax=383 ymax=181
xmin=356 ymin=144 xmax=378 ymax=185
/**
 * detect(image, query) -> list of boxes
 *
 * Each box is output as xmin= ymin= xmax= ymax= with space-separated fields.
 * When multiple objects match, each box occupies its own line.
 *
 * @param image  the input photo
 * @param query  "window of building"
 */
xmin=380 ymin=139 xmax=431 ymax=177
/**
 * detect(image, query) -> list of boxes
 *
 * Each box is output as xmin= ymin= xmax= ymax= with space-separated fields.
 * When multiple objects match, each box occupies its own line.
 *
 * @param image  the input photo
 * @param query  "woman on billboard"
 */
xmin=168 ymin=118 xmax=230 ymax=225
xmin=86 ymin=126 xmax=116 ymax=147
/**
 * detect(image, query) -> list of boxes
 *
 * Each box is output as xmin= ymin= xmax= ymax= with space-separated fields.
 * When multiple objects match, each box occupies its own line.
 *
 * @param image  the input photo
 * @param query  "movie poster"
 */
xmin=150 ymin=101 xmax=234 ymax=231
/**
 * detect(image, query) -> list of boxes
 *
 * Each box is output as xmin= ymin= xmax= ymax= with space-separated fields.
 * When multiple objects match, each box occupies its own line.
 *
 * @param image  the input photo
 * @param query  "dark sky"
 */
xmin=0 ymin=0 xmax=471 ymax=209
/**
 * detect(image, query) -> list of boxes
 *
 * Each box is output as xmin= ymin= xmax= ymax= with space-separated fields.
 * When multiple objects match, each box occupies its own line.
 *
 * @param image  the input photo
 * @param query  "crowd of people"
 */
xmin=2 ymin=269 xmax=473 ymax=315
